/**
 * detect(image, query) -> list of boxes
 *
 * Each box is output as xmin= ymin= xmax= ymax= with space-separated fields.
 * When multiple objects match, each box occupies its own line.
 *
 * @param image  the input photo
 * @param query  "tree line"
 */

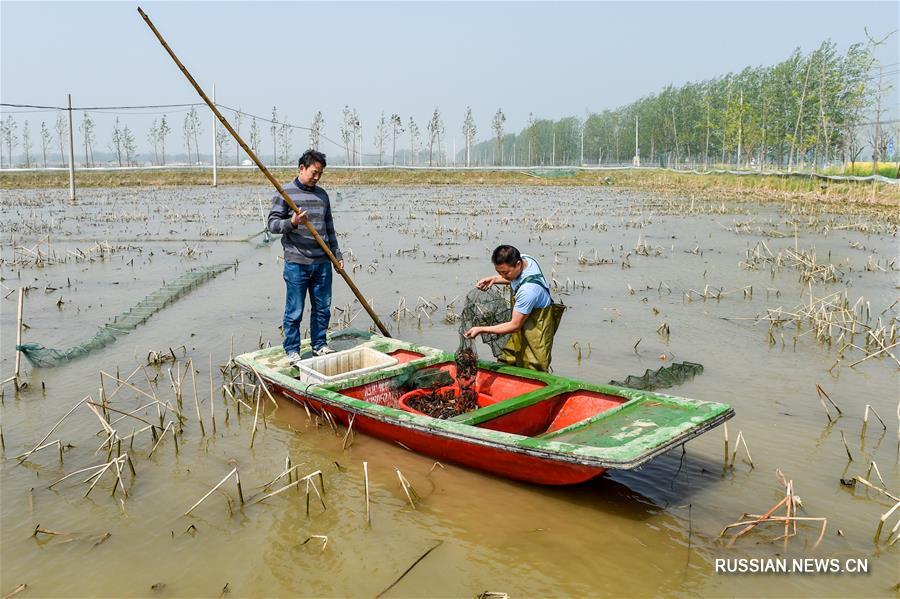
xmin=472 ymin=40 xmax=896 ymax=171
xmin=0 ymin=39 xmax=894 ymax=171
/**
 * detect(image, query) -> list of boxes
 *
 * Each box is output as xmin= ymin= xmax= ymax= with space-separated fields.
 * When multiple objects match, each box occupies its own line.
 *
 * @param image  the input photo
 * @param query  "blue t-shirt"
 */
xmin=510 ymin=255 xmax=552 ymax=315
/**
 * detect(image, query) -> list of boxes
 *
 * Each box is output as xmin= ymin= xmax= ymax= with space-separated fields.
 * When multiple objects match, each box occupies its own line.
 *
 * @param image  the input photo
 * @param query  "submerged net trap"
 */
xmin=17 ymin=264 xmax=233 ymax=367
xmin=609 ymin=361 xmax=704 ymax=392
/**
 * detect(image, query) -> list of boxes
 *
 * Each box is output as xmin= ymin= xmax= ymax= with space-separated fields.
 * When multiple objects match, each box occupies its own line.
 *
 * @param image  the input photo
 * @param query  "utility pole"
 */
xmin=212 ymin=83 xmax=218 ymax=187
xmin=67 ymin=94 xmax=76 ymax=202
xmin=633 ymin=115 xmax=640 ymax=166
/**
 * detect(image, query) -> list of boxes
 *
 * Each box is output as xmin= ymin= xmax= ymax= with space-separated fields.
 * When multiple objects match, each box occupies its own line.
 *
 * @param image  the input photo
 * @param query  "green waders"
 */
xmin=498 ymin=274 xmax=565 ymax=372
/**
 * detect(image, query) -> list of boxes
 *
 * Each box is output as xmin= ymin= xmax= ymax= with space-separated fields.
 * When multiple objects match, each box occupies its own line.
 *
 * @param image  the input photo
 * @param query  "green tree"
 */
xmin=1 ymin=116 xmax=18 ymax=167
xmin=158 ymin=114 xmax=171 ymax=165
xmin=122 ymin=125 xmax=136 ymax=166
xmin=54 ymin=113 xmax=67 ymax=167
xmin=249 ymin=118 xmax=261 ymax=161
xmin=390 ymin=114 xmax=403 ymax=165
xmin=309 ymin=111 xmax=324 ymax=151
xmin=79 ymin=112 xmax=95 ymax=167
xmin=40 ymin=121 xmax=51 ymax=168
xmin=462 ymin=107 xmax=477 ymax=166
xmin=491 ymin=108 xmax=506 ymax=165
xmin=110 ymin=117 xmax=123 ymax=166
xmin=373 ymin=112 xmax=388 ymax=165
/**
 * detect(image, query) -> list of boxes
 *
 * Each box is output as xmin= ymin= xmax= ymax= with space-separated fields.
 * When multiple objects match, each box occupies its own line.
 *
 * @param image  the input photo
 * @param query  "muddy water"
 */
xmin=1 ymin=185 xmax=897 ymax=597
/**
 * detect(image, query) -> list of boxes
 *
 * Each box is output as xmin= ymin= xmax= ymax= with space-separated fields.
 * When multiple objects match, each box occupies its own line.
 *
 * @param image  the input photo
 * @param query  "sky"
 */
xmin=1 ymin=0 xmax=898 ymax=161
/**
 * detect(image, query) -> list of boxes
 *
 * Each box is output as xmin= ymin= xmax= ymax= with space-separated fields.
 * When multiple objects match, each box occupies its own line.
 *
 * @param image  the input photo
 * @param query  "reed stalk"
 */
xmin=854 ymin=476 xmax=900 ymax=502
xmin=364 ymin=461 xmax=371 ymax=526
xmin=396 ymin=468 xmax=419 ymax=509
xmin=209 ymin=355 xmax=216 ymax=434
xmin=341 ymin=414 xmax=356 ymax=449
xmin=184 ymin=467 xmax=239 ymax=516
xmin=18 ymin=396 xmax=89 ymax=463
xmin=874 ymin=501 xmax=900 ymax=543
xmin=189 ymin=359 xmax=205 ymax=436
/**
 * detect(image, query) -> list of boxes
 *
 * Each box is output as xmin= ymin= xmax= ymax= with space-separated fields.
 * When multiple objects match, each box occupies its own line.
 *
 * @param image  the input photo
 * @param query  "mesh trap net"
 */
xmin=527 ymin=169 xmax=577 ymax=179
xmin=404 ymin=368 xmax=454 ymax=391
xmin=457 ymin=286 xmax=512 ymax=359
xmin=609 ymin=361 xmax=704 ymax=392
xmin=454 ymin=286 xmax=703 ymax=393
xmin=17 ymin=264 xmax=233 ymax=367
xmin=371 ymin=288 xmax=501 ymax=408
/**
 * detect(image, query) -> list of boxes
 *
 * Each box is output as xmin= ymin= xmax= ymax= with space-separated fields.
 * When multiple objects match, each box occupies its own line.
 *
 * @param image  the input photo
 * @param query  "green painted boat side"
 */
xmin=235 ymin=329 xmax=734 ymax=471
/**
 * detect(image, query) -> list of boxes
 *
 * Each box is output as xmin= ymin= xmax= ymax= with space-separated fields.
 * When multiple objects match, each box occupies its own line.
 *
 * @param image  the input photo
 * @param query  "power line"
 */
xmin=0 ymin=101 xmax=387 ymax=159
xmin=866 ymin=69 xmax=900 ymax=81
xmin=0 ymin=102 xmax=203 ymax=111
xmin=854 ymin=118 xmax=900 ymax=126
xmin=217 ymin=104 xmax=383 ymax=159
xmin=0 ymin=109 xmax=60 ymax=114
xmin=867 ymin=61 xmax=900 ymax=70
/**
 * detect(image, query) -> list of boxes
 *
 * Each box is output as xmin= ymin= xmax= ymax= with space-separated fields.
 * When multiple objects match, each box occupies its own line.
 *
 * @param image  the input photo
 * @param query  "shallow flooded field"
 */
xmin=1 ymin=184 xmax=897 ymax=597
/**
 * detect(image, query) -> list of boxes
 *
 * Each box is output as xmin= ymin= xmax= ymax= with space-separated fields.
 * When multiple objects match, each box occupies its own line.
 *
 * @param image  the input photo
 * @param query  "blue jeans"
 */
xmin=282 ymin=261 xmax=333 ymax=354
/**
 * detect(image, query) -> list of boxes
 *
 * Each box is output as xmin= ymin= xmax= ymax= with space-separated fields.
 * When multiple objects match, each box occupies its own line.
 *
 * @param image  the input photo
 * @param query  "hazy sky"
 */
xmin=2 ymin=1 xmax=898 ymax=158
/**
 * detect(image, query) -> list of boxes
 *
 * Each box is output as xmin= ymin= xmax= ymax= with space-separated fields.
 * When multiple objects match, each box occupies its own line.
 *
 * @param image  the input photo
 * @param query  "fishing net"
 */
xmin=527 ymin=169 xmax=577 ymax=179
xmin=453 ymin=287 xmax=703 ymax=393
xmin=17 ymin=264 xmax=233 ymax=367
xmin=370 ymin=289 xmax=502 ymax=417
xmin=404 ymin=368 xmax=454 ymax=390
xmin=457 ymin=286 xmax=512 ymax=359
xmin=609 ymin=361 xmax=704 ymax=392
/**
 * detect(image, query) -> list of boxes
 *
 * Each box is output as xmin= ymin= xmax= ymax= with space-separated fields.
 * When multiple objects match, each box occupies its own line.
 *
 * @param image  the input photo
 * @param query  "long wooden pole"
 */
xmin=137 ymin=7 xmax=390 ymax=337
xmin=67 ymin=94 xmax=76 ymax=201
xmin=15 ymin=287 xmax=24 ymax=384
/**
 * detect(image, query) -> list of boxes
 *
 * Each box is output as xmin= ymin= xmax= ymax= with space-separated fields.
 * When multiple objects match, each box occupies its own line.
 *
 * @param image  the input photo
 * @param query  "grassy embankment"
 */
xmin=1 ymin=167 xmax=898 ymax=207
xmin=825 ymin=161 xmax=900 ymax=178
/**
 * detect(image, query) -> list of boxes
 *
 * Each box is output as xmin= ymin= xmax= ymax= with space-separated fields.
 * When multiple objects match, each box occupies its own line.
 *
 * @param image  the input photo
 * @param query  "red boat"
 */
xmin=237 ymin=329 xmax=732 ymax=485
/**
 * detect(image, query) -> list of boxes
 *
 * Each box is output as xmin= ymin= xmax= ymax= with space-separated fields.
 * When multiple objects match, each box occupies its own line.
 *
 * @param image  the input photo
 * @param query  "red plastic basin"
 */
xmin=398 ymin=386 xmax=495 ymax=417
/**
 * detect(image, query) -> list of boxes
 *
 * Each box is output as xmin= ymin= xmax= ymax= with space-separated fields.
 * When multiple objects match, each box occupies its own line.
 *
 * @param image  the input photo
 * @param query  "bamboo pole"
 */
xmin=189 ymin=359 xmax=205 ymax=436
xmin=363 ymin=461 xmax=371 ymax=526
xmin=14 ymin=288 xmax=24 ymax=385
xmin=67 ymin=94 xmax=76 ymax=201
xmin=137 ymin=6 xmax=390 ymax=337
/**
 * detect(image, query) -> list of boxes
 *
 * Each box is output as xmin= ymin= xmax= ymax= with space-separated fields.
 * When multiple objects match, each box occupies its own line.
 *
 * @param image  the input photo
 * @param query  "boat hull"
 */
xmin=235 ymin=330 xmax=733 ymax=486
xmin=283 ymin=388 xmax=606 ymax=485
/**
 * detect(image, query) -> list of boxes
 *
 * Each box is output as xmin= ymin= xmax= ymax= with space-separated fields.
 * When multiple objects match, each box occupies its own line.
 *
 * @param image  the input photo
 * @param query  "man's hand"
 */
xmin=290 ymin=210 xmax=308 ymax=227
xmin=475 ymin=276 xmax=495 ymax=290
xmin=464 ymin=326 xmax=483 ymax=339
xmin=335 ymin=259 xmax=344 ymax=270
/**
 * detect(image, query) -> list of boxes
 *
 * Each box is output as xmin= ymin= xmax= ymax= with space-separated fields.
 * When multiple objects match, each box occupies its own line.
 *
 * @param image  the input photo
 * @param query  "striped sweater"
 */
xmin=267 ymin=178 xmax=342 ymax=265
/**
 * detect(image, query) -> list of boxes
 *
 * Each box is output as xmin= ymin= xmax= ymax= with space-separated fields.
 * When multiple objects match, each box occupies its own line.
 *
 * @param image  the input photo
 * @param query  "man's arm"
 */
xmin=464 ymin=310 xmax=528 ymax=338
xmin=475 ymin=274 xmax=509 ymax=290
xmin=267 ymin=195 xmax=295 ymax=234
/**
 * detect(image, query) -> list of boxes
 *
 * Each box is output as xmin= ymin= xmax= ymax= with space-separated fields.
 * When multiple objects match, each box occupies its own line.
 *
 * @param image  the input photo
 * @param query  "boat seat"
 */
xmin=449 ymin=386 xmax=563 ymax=426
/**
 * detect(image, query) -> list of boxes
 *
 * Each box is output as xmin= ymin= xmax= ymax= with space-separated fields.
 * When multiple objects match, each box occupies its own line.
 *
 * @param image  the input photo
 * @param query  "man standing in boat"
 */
xmin=267 ymin=150 xmax=343 ymax=364
xmin=464 ymin=245 xmax=563 ymax=372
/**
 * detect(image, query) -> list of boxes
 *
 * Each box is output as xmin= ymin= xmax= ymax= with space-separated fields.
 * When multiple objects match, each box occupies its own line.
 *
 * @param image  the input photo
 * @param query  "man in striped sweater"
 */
xmin=267 ymin=150 xmax=344 ymax=365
